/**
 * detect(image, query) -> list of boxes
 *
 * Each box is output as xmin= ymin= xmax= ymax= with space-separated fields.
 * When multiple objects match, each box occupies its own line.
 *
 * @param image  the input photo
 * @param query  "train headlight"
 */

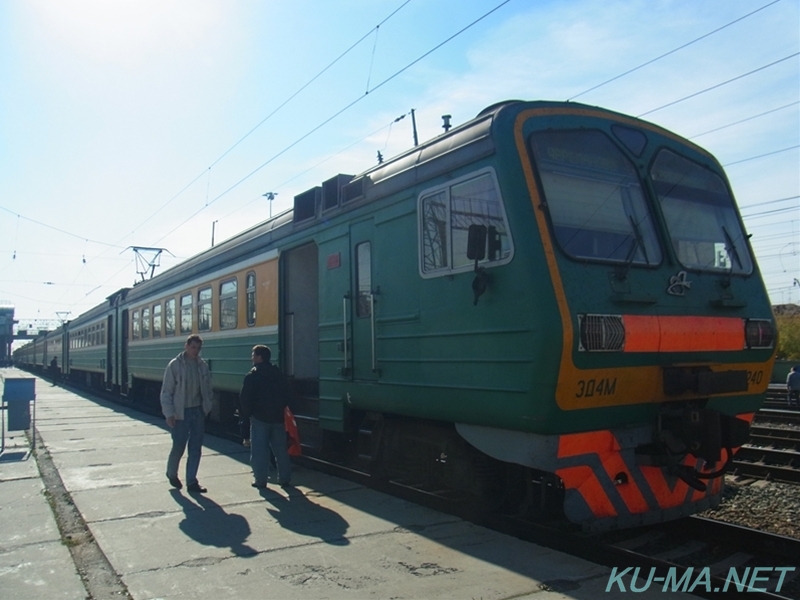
xmin=578 ymin=314 xmax=625 ymax=352
xmin=744 ymin=319 xmax=775 ymax=349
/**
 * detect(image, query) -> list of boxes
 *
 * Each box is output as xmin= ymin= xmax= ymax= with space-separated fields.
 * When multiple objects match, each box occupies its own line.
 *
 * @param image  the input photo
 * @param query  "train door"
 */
xmin=61 ymin=329 xmax=68 ymax=380
xmin=350 ymin=219 xmax=379 ymax=382
xmin=281 ymin=243 xmax=320 ymax=394
xmin=120 ymin=308 xmax=129 ymax=395
xmin=106 ymin=314 xmax=113 ymax=390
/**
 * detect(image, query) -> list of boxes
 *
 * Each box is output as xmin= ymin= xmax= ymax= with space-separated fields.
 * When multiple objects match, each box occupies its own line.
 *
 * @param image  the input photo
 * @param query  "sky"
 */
xmin=1 ymin=0 xmax=798 ymax=337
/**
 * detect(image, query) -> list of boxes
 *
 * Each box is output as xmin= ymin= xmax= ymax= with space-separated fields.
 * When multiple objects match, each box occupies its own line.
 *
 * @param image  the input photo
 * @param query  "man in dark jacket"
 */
xmin=239 ymin=345 xmax=292 ymax=488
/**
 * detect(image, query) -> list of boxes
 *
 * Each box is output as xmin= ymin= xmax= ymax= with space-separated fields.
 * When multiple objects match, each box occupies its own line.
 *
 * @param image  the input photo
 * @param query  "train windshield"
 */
xmin=650 ymin=149 xmax=753 ymax=275
xmin=530 ymin=130 xmax=662 ymax=266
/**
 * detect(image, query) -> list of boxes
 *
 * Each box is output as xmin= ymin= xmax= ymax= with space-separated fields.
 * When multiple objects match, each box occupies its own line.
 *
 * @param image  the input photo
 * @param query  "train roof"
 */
xmin=75 ymin=99 xmax=702 ymax=312
xmin=122 ymin=99 xmax=515 ymax=303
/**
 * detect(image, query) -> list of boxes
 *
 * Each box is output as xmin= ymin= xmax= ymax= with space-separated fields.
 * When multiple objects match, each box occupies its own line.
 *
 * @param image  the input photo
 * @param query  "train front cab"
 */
xmin=441 ymin=102 xmax=777 ymax=530
xmin=492 ymin=104 xmax=776 ymax=530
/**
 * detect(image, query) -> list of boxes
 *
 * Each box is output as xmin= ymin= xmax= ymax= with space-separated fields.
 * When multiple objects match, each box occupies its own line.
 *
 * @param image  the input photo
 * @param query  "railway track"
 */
xmin=731 ymin=403 xmax=800 ymax=483
xmin=760 ymin=384 xmax=797 ymax=410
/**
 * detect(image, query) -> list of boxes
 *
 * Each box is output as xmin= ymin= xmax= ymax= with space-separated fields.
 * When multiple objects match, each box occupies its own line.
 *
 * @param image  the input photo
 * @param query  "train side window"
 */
xmin=529 ymin=129 xmax=662 ymax=266
xmin=356 ymin=242 xmax=372 ymax=318
xmin=141 ymin=307 xmax=150 ymax=339
xmin=219 ymin=278 xmax=237 ymax=330
xmin=418 ymin=169 xmax=513 ymax=277
xmin=198 ymin=287 xmax=212 ymax=332
xmin=165 ymin=298 xmax=176 ymax=336
xmin=245 ymin=271 xmax=256 ymax=327
xmin=132 ymin=310 xmax=140 ymax=340
xmin=246 ymin=272 xmax=256 ymax=327
xmin=152 ymin=303 xmax=162 ymax=338
xmin=180 ymin=294 xmax=193 ymax=334
xmin=421 ymin=191 xmax=448 ymax=270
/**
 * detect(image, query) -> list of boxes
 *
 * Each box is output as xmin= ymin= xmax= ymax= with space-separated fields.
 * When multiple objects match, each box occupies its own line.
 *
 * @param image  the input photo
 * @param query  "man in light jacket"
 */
xmin=161 ymin=334 xmax=214 ymax=493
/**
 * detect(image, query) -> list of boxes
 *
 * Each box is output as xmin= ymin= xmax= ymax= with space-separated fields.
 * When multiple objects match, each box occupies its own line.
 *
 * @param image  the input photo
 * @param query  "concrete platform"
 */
xmin=1 ymin=368 xmax=696 ymax=599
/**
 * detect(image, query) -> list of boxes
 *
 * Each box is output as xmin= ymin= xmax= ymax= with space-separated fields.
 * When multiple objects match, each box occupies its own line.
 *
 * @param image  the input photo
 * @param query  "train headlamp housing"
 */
xmin=578 ymin=314 xmax=625 ymax=352
xmin=744 ymin=319 xmax=775 ymax=349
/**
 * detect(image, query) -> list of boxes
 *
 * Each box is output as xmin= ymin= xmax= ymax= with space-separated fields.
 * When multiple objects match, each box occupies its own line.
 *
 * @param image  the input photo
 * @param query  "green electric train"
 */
xmin=15 ymin=100 xmax=777 ymax=530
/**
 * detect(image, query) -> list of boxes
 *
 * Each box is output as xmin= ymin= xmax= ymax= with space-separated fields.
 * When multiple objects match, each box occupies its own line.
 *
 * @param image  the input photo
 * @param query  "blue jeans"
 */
xmin=251 ymin=417 xmax=291 ymax=486
xmin=167 ymin=406 xmax=206 ymax=485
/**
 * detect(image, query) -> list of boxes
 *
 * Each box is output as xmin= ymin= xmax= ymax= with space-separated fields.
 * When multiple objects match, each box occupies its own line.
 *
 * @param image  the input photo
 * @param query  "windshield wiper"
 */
xmin=615 ymin=216 xmax=650 ymax=280
xmin=721 ymin=225 xmax=743 ymax=271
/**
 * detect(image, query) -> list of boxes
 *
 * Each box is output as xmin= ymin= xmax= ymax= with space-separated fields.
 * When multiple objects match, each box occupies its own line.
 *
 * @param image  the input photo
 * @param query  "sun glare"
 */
xmin=29 ymin=0 xmax=221 ymax=67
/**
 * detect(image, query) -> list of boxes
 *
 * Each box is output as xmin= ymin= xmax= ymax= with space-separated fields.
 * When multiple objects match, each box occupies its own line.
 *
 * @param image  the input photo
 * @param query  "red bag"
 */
xmin=284 ymin=407 xmax=302 ymax=456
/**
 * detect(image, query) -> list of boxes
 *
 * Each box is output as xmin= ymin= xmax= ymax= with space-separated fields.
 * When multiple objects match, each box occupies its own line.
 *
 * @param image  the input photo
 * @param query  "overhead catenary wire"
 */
xmin=567 ymin=0 xmax=783 ymax=101
xmin=150 ymin=0 xmax=515 ymax=246
xmin=637 ymin=52 xmax=800 ymax=117
xmin=0 ymin=204 xmax=126 ymax=250
xmin=216 ymin=116 xmax=406 ymax=224
xmin=117 ymin=0 xmax=414 ymax=243
xmin=722 ymin=144 xmax=800 ymax=167
xmin=690 ymin=100 xmax=800 ymax=138
xmin=18 ymin=0 xmax=416 ymax=313
xmin=7 ymin=1 xmax=797 ymax=318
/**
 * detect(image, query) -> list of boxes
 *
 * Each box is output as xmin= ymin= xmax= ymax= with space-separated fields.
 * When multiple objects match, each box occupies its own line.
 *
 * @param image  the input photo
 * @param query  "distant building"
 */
xmin=0 ymin=303 xmax=14 ymax=365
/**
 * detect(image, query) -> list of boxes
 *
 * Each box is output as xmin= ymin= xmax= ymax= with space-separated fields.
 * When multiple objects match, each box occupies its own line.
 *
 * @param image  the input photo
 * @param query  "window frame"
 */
xmin=649 ymin=147 xmax=753 ymax=276
xmin=246 ymin=271 xmax=256 ymax=327
xmin=152 ymin=303 xmax=162 ymax=338
xmin=165 ymin=297 xmax=176 ymax=336
xmin=356 ymin=241 xmax=372 ymax=318
xmin=219 ymin=278 xmax=238 ymax=330
xmin=141 ymin=307 xmax=150 ymax=339
xmin=197 ymin=286 xmax=212 ymax=332
xmin=529 ymin=128 xmax=662 ymax=268
xmin=417 ymin=167 xmax=514 ymax=279
xmin=180 ymin=293 xmax=193 ymax=335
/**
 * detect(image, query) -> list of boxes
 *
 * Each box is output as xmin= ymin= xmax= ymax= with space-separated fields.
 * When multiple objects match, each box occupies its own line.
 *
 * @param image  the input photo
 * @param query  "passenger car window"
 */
xmin=180 ymin=294 xmax=192 ymax=334
xmin=198 ymin=287 xmax=212 ymax=331
xmin=152 ymin=304 xmax=162 ymax=338
xmin=246 ymin=272 xmax=256 ymax=327
xmin=220 ymin=279 xmax=237 ymax=329
xmin=165 ymin=298 xmax=176 ymax=336
xmin=141 ymin=307 xmax=150 ymax=339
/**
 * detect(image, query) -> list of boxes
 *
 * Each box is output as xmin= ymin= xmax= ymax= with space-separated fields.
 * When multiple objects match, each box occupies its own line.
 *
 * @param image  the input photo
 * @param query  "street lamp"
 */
xmin=263 ymin=192 xmax=277 ymax=219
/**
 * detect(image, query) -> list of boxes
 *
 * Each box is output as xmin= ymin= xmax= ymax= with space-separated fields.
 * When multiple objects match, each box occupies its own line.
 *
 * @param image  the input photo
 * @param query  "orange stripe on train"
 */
xmin=623 ymin=315 xmax=744 ymax=352
xmin=556 ymin=430 xmax=723 ymax=519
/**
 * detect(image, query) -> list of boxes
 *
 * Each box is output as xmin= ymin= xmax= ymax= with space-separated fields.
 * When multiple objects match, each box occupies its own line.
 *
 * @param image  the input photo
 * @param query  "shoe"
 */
xmin=167 ymin=475 xmax=182 ymax=489
xmin=187 ymin=482 xmax=207 ymax=493
xmin=251 ymin=482 xmax=267 ymax=489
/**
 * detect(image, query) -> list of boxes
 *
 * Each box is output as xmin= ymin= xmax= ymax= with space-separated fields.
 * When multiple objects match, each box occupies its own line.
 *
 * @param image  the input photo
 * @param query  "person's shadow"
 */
xmin=171 ymin=490 xmax=256 ymax=557
xmin=259 ymin=486 xmax=350 ymax=545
